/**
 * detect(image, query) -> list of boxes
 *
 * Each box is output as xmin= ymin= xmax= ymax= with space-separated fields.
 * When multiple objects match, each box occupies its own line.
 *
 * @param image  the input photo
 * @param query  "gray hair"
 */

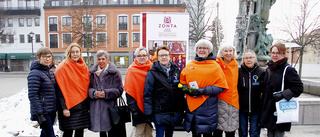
xmin=96 ymin=50 xmax=109 ymax=60
xmin=194 ymin=39 xmax=213 ymax=52
xmin=134 ymin=47 xmax=148 ymax=56
xmin=241 ymin=49 xmax=257 ymax=63
xmin=217 ymin=42 xmax=237 ymax=59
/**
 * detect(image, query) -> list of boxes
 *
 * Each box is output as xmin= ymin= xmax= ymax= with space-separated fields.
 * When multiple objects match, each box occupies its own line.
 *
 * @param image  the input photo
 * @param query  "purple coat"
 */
xmin=88 ymin=62 xmax=123 ymax=132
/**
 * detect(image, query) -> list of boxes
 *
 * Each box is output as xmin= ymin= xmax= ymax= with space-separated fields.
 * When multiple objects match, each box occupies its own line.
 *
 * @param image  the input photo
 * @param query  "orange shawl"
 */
xmin=180 ymin=60 xmax=229 ymax=112
xmin=55 ymin=58 xmax=90 ymax=109
xmin=216 ymin=57 xmax=239 ymax=109
xmin=124 ymin=59 xmax=152 ymax=113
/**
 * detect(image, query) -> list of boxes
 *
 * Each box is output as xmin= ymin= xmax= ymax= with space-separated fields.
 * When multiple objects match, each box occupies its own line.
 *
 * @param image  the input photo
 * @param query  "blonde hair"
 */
xmin=217 ymin=42 xmax=237 ymax=59
xmin=65 ymin=43 xmax=83 ymax=61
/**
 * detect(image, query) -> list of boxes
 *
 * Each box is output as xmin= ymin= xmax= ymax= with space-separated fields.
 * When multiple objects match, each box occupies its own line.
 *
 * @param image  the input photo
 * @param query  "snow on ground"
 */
xmin=0 ymin=88 xmax=62 ymax=137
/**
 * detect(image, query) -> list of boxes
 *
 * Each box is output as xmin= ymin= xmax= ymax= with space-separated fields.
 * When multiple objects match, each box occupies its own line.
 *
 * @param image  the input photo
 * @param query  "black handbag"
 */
xmin=108 ymin=96 xmax=131 ymax=125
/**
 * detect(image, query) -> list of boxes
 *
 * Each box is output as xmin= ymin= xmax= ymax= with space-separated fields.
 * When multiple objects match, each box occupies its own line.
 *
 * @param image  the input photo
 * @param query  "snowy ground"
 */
xmin=0 ymin=88 xmax=62 ymax=137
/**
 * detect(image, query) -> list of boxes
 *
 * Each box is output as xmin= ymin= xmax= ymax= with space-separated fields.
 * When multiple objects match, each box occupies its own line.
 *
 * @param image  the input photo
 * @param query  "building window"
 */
xmin=120 ymin=0 xmax=128 ymax=4
xmin=35 ymin=34 xmax=40 ymax=43
xmin=26 ymin=0 xmax=31 ymax=9
xmin=49 ymin=34 xmax=58 ymax=48
xmin=133 ymin=15 xmax=140 ymax=25
xmin=98 ymin=0 xmax=107 ymax=5
xmin=51 ymin=0 xmax=59 ymax=6
xmin=64 ymin=0 xmax=72 ymax=6
xmin=19 ymin=18 xmax=24 ymax=27
xmin=97 ymin=16 xmax=106 ymax=25
xmin=7 ymin=0 xmax=12 ymax=8
xmin=133 ymin=33 xmax=140 ymax=42
xmin=1 ymin=35 xmax=6 ymax=43
xmin=133 ymin=0 xmax=142 ymax=4
xmin=18 ymin=0 xmax=23 ymax=9
xmin=49 ymin=17 xmax=57 ymax=31
xmin=8 ymin=18 xmax=13 ymax=27
xmin=62 ymin=17 xmax=72 ymax=26
xmin=27 ymin=18 xmax=32 ymax=27
xmin=97 ymin=33 xmax=106 ymax=42
xmin=20 ymin=35 xmax=25 ymax=43
xmin=83 ymin=33 xmax=93 ymax=48
xmin=35 ymin=18 xmax=40 ymax=26
xmin=155 ymin=0 xmax=164 ymax=4
xmin=83 ymin=15 xmax=93 ymax=31
xmin=118 ymin=33 xmax=128 ymax=47
xmin=8 ymin=35 xmax=14 ymax=43
xmin=63 ymin=33 xmax=72 ymax=43
xmin=34 ymin=0 xmax=39 ymax=8
xmin=118 ymin=16 xmax=127 ymax=30
xmin=169 ymin=0 xmax=178 ymax=4
xmin=0 ymin=18 xmax=5 ymax=28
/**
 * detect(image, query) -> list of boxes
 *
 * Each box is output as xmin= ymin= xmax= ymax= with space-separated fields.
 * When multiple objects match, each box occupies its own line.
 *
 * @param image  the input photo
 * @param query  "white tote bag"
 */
xmin=275 ymin=66 xmax=299 ymax=124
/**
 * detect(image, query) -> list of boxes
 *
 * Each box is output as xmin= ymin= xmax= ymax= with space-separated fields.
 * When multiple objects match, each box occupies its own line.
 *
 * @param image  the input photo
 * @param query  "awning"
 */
xmin=7 ymin=53 xmax=36 ymax=59
xmin=0 ymin=53 xmax=7 ymax=59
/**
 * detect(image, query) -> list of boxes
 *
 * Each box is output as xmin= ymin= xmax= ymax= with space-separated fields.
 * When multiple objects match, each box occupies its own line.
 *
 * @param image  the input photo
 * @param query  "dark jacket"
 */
xmin=238 ymin=63 xmax=265 ymax=113
xmin=183 ymin=53 xmax=225 ymax=134
xmin=258 ymin=58 xmax=303 ymax=131
xmin=143 ymin=61 xmax=186 ymax=126
xmin=126 ymin=94 xmax=146 ymax=126
xmin=28 ymin=61 xmax=56 ymax=120
xmin=88 ymin=63 xmax=123 ymax=132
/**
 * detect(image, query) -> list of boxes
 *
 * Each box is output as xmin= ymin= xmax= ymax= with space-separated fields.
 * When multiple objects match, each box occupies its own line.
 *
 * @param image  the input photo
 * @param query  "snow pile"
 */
xmin=0 ymin=88 xmax=62 ymax=137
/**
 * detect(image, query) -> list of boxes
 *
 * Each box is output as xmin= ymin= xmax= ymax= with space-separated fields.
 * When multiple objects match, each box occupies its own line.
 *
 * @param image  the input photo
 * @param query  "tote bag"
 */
xmin=275 ymin=65 xmax=299 ymax=124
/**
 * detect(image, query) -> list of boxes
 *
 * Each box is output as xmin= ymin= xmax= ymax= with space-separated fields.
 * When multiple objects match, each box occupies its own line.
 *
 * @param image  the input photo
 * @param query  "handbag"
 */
xmin=275 ymin=65 xmax=299 ymax=124
xmin=108 ymin=96 xmax=131 ymax=125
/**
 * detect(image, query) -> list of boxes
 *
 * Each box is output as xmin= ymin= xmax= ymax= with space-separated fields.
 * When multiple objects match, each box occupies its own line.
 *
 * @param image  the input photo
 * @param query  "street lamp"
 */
xmin=29 ymin=31 xmax=35 ymax=57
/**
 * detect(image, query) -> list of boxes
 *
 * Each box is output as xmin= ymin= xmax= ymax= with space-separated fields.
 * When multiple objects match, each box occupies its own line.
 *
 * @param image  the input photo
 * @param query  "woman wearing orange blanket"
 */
xmin=55 ymin=43 xmax=90 ymax=137
xmin=125 ymin=47 xmax=153 ymax=137
xmin=180 ymin=39 xmax=228 ymax=137
xmin=214 ymin=43 xmax=239 ymax=137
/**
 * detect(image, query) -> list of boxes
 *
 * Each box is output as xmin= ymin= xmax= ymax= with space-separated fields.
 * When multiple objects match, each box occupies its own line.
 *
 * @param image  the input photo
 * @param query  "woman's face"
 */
xmin=136 ymin=50 xmax=148 ymax=64
xmin=196 ymin=44 xmax=210 ymax=58
xmin=97 ymin=55 xmax=108 ymax=69
xmin=158 ymin=49 xmax=170 ymax=66
xmin=222 ymin=47 xmax=234 ymax=62
xmin=270 ymin=47 xmax=285 ymax=62
xmin=243 ymin=52 xmax=256 ymax=68
xmin=70 ymin=46 xmax=81 ymax=62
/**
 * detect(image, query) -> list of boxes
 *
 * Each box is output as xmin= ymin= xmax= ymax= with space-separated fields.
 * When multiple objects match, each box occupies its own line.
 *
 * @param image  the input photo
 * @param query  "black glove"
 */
xmin=273 ymin=91 xmax=284 ymax=102
xmin=145 ymin=115 xmax=154 ymax=123
xmin=36 ymin=114 xmax=47 ymax=128
xmin=132 ymin=111 xmax=139 ymax=120
xmin=188 ymin=88 xmax=205 ymax=96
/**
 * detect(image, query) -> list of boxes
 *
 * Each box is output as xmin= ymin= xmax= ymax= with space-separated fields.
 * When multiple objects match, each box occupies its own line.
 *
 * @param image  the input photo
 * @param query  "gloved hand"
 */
xmin=132 ymin=111 xmax=139 ymax=120
xmin=145 ymin=115 xmax=154 ymax=124
xmin=36 ymin=114 xmax=47 ymax=128
xmin=187 ymin=88 xmax=205 ymax=96
xmin=273 ymin=91 xmax=284 ymax=102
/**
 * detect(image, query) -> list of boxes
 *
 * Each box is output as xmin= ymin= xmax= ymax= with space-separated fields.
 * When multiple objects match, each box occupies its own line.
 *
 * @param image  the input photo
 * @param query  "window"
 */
xmin=62 ymin=17 xmax=71 ymax=26
xmin=35 ymin=34 xmax=40 ymax=43
xmin=49 ymin=17 xmax=57 ymax=31
xmin=1 ymin=35 xmax=6 ymax=43
xmin=169 ymin=0 xmax=178 ymax=4
xmin=133 ymin=33 xmax=140 ymax=42
xmin=83 ymin=15 xmax=93 ymax=31
xmin=133 ymin=0 xmax=142 ymax=4
xmin=0 ymin=1 xmax=4 ymax=8
xmin=0 ymin=18 xmax=5 ymax=28
xmin=18 ymin=0 xmax=23 ymax=9
xmin=7 ymin=0 xmax=12 ymax=9
xmin=64 ymin=0 xmax=72 ymax=6
xmin=118 ymin=16 xmax=127 ymax=30
xmin=97 ymin=33 xmax=106 ymax=42
xmin=63 ymin=33 xmax=72 ymax=43
xmin=133 ymin=15 xmax=140 ymax=25
xmin=19 ymin=18 xmax=24 ymax=27
xmin=83 ymin=34 xmax=93 ymax=48
xmin=155 ymin=0 xmax=164 ymax=4
xmin=26 ymin=0 xmax=31 ymax=9
xmin=120 ymin=0 xmax=128 ymax=4
xmin=8 ymin=35 xmax=14 ymax=43
xmin=34 ymin=0 xmax=39 ymax=8
xmin=97 ymin=16 xmax=106 ymax=25
xmin=51 ymin=0 xmax=59 ymax=6
xmin=118 ymin=33 xmax=128 ymax=47
xmin=49 ymin=34 xmax=58 ymax=48
xmin=27 ymin=18 xmax=32 ymax=27
xmin=98 ymin=0 xmax=107 ymax=5
xmin=20 ymin=35 xmax=25 ymax=43
xmin=8 ymin=18 xmax=13 ymax=27
xmin=34 ymin=18 xmax=40 ymax=26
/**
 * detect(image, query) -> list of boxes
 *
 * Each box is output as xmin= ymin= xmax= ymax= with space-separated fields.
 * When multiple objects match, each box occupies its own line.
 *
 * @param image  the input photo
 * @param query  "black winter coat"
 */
xmin=143 ymin=61 xmax=186 ymax=126
xmin=28 ymin=61 xmax=56 ymax=120
xmin=238 ymin=63 xmax=265 ymax=113
xmin=126 ymin=94 xmax=146 ymax=126
xmin=258 ymin=58 xmax=303 ymax=131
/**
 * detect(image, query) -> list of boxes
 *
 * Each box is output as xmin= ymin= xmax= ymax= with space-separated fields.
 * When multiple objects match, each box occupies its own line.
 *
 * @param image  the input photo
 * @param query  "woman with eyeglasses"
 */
xmin=55 ymin=43 xmax=90 ymax=137
xmin=180 ymin=39 xmax=228 ymax=137
xmin=258 ymin=43 xmax=303 ymax=137
xmin=238 ymin=49 xmax=265 ymax=137
xmin=214 ymin=43 xmax=239 ymax=137
xmin=143 ymin=46 xmax=186 ymax=137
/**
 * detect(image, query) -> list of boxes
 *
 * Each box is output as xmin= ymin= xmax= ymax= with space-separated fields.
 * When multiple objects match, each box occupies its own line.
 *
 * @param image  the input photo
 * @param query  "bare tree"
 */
xmin=279 ymin=0 xmax=320 ymax=77
xmin=211 ymin=16 xmax=224 ymax=55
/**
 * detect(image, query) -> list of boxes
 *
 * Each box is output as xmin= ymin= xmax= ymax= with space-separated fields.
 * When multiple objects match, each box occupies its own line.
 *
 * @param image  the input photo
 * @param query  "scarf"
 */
xmin=216 ymin=57 xmax=239 ymax=109
xmin=55 ymin=58 xmax=90 ymax=109
xmin=267 ymin=58 xmax=288 ymax=71
xmin=124 ymin=59 xmax=152 ymax=113
xmin=95 ymin=64 xmax=108 ymax=77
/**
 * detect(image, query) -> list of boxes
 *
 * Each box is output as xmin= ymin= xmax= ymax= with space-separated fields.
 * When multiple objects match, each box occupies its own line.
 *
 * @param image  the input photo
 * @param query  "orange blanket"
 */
xmin=180 ymin=60 xmax=228 ymax=112
xmin=55 ymin=58 xmax=90 ymax=109
xmin=216 ymin=58 xmax=239 ymax=109
xmin=124 ymin=59 xmax=152 ymax=113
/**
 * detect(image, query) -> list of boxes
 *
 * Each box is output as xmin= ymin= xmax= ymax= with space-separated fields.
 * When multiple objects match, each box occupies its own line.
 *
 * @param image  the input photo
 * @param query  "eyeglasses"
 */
xmin=270 ymin=52 xmax=282 ymax=56
xmin=136 ymin=55 xmax=147 ymax=58
xmin=41 ymin=55 xmax=52 ymax=59
xmin=197 ymin=47 xmax=209 ymax=50
xmin=243 ymin=57 xmax=255 ymax=60
xmin=71 ymin=51 xmax=80 ymax=54
xmin=158 ymin=54 xmax=169 ymax=58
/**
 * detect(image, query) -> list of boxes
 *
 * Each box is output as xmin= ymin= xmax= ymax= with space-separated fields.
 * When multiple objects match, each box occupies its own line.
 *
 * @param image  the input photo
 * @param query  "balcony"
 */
xmin=3 ymin=7 xmax=41 ymax=16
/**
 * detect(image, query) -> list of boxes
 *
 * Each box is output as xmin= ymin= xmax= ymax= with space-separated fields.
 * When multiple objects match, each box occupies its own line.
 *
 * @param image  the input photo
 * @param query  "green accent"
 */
xmin=0 ymin=53 xmax=7 ymax=59
xmin=7 ymin=53 xmax=37 ymax=59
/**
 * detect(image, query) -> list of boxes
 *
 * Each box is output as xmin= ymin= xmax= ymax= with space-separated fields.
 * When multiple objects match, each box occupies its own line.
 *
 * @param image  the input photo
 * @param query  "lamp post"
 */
xmin=29 ymin=31 xmax=35 ymax=57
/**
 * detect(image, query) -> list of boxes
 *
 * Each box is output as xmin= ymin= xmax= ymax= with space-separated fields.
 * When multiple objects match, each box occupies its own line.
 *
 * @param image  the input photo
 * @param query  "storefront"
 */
xmin=6 ymin=53 xmax=36 ymax=72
